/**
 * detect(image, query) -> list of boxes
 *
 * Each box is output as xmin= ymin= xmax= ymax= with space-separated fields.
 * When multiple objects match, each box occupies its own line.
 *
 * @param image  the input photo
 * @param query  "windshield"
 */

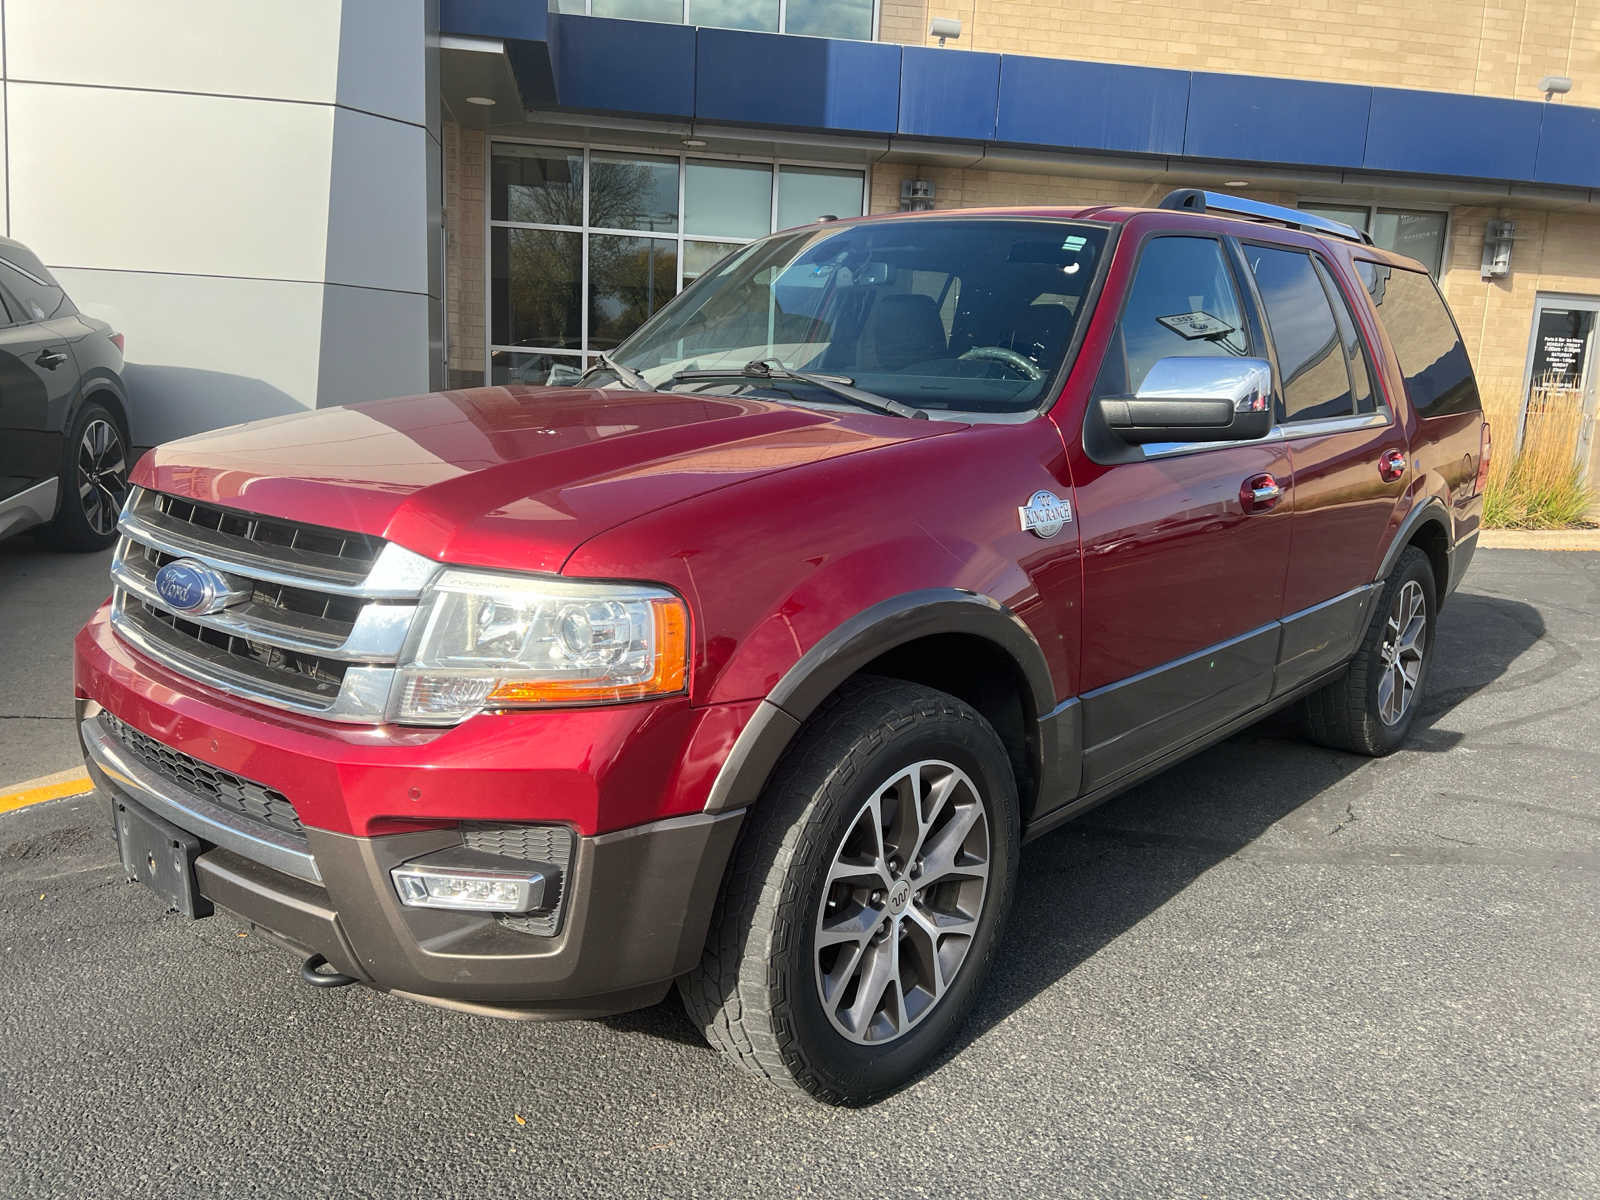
xmin=610 ymin=218 xmax=1109 ymax=416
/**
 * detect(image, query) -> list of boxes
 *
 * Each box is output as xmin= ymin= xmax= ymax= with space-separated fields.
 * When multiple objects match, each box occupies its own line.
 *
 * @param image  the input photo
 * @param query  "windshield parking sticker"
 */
xmin=1156 ymin=310 xmax=1235 ymax=339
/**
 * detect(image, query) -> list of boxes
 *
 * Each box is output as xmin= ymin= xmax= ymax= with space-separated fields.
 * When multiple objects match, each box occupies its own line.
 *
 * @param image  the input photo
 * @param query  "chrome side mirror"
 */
xmin=1098 ymin=356 xmax=1274 ymax=444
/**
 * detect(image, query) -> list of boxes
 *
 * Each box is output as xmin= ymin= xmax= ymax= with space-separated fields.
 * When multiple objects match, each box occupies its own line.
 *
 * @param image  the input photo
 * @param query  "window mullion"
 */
xmin=581 ymin=146 xmax=591 ymax=365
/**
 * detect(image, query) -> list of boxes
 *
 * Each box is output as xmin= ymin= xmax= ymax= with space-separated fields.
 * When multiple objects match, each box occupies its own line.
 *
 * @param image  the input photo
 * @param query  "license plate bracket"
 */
xmin=113 ymin=798 xmax=213 ymax=919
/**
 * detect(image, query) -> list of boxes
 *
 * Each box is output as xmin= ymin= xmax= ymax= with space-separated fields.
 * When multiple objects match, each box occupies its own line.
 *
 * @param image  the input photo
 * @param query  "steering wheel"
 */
xmin=957 ymin=345 xmax=1044 ymax=381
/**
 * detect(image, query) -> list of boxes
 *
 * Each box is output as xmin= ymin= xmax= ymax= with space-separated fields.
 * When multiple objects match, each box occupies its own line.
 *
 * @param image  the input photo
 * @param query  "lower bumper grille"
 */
xmin=463 ymin=822 xmax=575 ymax=938
xmin=101 ymin=712 xmax=306 ymax=840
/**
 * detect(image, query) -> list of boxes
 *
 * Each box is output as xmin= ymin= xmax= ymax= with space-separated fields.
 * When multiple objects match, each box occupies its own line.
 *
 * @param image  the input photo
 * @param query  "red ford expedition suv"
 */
xmin=75 ymin=190 xmax=1488 ymax=1104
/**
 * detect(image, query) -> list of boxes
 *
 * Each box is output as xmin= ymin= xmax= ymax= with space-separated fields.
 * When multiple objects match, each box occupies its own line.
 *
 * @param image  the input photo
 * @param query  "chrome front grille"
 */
xmin=110 ymin=488 xmax=439 ymax=723
xmin=101 ymin=712 xmax=306 ymax=840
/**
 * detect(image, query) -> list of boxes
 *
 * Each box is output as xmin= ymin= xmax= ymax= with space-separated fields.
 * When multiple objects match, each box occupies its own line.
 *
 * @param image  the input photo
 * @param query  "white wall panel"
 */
xmin=4 ymin=0 xmax=341 ymax=103
xmin=336 ymin=0 xmax=429 ymax=128
xmin=325 ymin=108 xmax=430 ymax=294
xmin=52 ymin=268 xmax=323 ymax=446
xmin=316 ymin=284 xmax=431 ymax=409
xmin=7 ymin=83 xmax=333 ymax=281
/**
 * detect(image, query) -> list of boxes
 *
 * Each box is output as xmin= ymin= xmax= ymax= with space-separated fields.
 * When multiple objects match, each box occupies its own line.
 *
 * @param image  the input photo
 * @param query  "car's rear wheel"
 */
xmin=41 ymin=399 xmax=129 ymax=552
xmin=679 ymin=677 xmax=1020 ymax=1105
xmin=1302 ymin=545 xmax=1436 ymax=756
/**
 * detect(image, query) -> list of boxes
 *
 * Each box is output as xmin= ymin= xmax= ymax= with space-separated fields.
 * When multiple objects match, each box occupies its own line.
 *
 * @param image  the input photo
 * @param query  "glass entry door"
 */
xmin=1520 ymin=294 xmax=1599 ymax=480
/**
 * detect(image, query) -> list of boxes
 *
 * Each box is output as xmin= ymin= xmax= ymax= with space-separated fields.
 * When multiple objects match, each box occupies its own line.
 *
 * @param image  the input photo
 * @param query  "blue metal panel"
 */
xmin=1534 ymin=103 xmax=1600 ymax=189
xmin=996 ymin=55 xmax=1188 ymax=155
xmin=1364 ymin=88 xmax=1541 ymax=180
xmin=550 ymin=16 xmax=694 ymax=118
xmin=694 ymin=28 xmax=900 ymax=133
xmin=439 ymin=0 xmax=547 ymax=41
xmin=899 ymin=47 xmax=999 ymax=141
xmin=1184 ymin=73 xmax=1370 ymax=167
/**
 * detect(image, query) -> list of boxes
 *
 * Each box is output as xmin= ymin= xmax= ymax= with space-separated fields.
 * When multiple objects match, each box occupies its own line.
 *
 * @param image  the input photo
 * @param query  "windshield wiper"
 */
xmin=668 ymin=359 xmax=926 ymax=420
xmin=582 ymin=352 xmax=651 ymax=391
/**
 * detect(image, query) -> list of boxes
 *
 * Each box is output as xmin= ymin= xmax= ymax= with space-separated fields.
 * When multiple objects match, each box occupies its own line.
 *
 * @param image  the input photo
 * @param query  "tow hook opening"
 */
xmin=299 ymin=953 xmax=359 ymax=989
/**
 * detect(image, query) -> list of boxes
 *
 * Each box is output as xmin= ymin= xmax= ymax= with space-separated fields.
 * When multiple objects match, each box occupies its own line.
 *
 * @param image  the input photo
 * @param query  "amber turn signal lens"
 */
xmin=485 ymin=597 xmax=688 ymax=705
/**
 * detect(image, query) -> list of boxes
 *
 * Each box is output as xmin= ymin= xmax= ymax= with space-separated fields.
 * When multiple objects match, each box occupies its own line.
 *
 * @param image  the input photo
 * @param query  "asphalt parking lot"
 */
xmin=1 ymin=545 xmax=1596 ymax=1198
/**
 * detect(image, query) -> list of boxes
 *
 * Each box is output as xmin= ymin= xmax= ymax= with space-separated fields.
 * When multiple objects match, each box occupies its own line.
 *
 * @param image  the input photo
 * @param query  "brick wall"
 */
xmin=443 ymin=120 xmax=487 ymax=388
xmin=886 ymin=0 xmax=1600 ymax=105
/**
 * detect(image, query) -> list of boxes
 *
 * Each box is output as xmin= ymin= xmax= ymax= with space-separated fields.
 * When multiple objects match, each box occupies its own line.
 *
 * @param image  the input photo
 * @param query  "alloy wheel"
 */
xmin=1377 ymin=579 xmax=1427 ymax=726
xmin=813 ymin=759 xmax=991 ymax=1046
xmin=77 ymin=418 xmax=128 ymax=536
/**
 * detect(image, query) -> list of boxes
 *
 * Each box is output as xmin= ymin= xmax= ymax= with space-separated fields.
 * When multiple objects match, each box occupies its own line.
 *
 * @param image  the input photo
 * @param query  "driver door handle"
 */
xmin=36 ymin=348 xmax=68 ymax=370
xmin=1241 ymin=473 xmax=1283 ymax=512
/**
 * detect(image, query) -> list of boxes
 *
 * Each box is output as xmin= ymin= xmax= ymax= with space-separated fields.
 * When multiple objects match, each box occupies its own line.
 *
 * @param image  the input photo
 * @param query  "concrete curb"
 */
xmin=1479 ymin=528 xmax=1600 ymax=551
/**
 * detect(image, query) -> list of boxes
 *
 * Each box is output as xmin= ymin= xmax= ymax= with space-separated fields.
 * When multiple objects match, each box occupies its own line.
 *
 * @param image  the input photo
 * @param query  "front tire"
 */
xmin=40 ymin=399 xmax=129 ymax=552
xmin=679 ymin=678 xmax=1020 ymax=1105
xmin=1302 ymin=545 xmax=1436 ymax=756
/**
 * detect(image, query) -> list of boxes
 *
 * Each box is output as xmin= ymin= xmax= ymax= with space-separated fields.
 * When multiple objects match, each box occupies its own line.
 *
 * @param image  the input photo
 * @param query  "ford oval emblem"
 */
xmin=153 ymin=558 xmax=240 ymax=615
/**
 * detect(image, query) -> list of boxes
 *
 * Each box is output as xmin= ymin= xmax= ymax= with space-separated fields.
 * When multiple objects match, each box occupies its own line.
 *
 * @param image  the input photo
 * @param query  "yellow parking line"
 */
xmin=0 ymin=768 xmax=94 ymax=815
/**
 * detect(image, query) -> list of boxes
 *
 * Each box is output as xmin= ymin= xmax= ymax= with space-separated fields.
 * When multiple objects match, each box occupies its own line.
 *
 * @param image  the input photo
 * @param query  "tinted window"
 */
xmin=1312 ymin=258 xmax=1378 ymax=414
xmin=1093 ymin=236 xmax=1248 ymax=400
xmin=1357 ymin=261 xmax=1480 ymax=416
xmin=0 ymin=245 xmax=72 ymax=322
xmin=1245 ymin=245 xmax=1351 ymax=421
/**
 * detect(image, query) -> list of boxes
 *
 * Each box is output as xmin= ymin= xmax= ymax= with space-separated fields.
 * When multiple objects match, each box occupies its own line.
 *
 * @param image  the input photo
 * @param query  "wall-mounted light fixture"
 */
xmin=900 ymin=179 xmax=936 ymax=212
xmin=930 ymin=17 xmax=962 ymax=46
xmin=1481 ymin=219 xmax=1516 ymax=279
xmin=1538 ymin=74 xmax=1573 ymax=101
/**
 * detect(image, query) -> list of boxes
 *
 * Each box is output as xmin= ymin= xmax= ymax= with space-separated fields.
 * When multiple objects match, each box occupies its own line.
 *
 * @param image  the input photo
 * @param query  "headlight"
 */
xmin=392 ymin=569 xmax=688 ymax=724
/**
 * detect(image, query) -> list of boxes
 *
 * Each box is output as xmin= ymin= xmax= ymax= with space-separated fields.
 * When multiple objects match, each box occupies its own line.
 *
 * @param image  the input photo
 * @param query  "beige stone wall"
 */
xmin=1441 ymin=206 xmax=1600 ymax=402
xmin=886 ymin=0 xmax=1600 ymax=105
xmin=443 ymin=120 xmax=487 ymax=387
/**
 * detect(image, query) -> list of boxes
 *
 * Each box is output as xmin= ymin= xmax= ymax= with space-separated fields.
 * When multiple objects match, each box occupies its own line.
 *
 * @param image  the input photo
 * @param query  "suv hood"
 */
xmin=133 ymin=386 xmax=955 ymax=573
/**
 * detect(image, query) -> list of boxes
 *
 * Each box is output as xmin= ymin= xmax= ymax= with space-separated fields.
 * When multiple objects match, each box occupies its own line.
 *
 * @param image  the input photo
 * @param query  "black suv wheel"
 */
xmin=680 ymin=677 xmax=1021 ymax=1104
xmin=41 ymin=399 xmax=129 ymax=552
xmin=1302 ymin=546 xmax=1436 ymax=756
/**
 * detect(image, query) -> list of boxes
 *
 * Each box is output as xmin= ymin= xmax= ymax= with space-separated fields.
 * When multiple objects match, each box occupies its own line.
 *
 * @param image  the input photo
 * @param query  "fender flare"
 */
xmin=1375 ymin=496 xmax=1452 ymax=590
xmin=703 ymin=589 xmax=1059 ymax=814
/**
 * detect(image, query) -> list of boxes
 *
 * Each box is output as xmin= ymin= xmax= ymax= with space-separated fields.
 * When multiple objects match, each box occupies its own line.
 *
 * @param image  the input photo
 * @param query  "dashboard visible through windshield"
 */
xmin=605 ymin=218 xmax=1110 ymax=418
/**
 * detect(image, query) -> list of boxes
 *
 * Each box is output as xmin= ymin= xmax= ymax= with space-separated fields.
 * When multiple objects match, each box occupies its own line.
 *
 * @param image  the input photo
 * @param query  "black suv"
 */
xmin=0 ymin=236 xmax=131 ymax=551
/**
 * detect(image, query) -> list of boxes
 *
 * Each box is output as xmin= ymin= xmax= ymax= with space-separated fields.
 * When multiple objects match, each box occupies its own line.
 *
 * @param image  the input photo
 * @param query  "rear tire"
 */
xmin=40 ymin=399 xmax=129 ymax=552
xmin=679 ymin=677 xmax=1020 ymax=1105
xmin=1302 ymin=546 xmax=1435 ymax=756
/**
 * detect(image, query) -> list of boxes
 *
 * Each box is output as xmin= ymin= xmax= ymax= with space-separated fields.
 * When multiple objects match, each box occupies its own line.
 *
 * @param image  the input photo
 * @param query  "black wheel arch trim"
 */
xmin=1376 ymin=496 xmax=1451 ymax=591
xmin=704 ymin=589 xmax=1061 ymax=815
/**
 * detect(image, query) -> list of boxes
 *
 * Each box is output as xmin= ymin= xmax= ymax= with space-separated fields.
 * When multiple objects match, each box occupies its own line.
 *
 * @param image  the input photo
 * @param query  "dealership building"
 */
xmin=4 ymin=0 xmax=1598 ymax=458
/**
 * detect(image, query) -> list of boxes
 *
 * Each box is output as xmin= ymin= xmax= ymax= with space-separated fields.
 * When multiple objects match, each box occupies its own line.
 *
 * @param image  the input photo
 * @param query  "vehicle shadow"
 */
xmin=606 ymin=590 xmax=1547 ymax=1079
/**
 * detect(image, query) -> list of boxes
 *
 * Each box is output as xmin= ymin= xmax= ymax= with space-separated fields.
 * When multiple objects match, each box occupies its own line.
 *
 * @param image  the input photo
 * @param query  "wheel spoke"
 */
xmin=1377 ymin=667 xmax=1396 ymax=723
xmin=841 ymin=939 xmax=895 ymax=1038
xmin=820 ymin=937 xmax=870 ymax=1008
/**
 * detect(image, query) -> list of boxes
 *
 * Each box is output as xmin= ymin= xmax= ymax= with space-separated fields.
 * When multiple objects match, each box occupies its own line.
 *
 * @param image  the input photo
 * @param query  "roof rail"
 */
xmin=1157 ymin=188 xmax=1372 ymax=245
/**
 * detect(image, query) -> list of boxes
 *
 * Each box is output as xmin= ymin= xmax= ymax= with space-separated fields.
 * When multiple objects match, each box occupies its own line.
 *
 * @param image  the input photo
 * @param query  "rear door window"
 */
xmin=1093 ymin=235 xmax=1249 ymax=400
xmin=0 ymin=244 xmax=72 ymax=322
xmin=1356 ymin=261 xmax=1480 ymax=416
xmin=1312 ymin=258 xmax=1379 ymax=414
xmin=1243 ymin=245 xmax=1352 ymax=422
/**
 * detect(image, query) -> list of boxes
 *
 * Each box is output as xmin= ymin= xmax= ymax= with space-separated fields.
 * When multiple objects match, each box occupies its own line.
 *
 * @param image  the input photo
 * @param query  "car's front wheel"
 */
xmin=680 ymin=677 xmax=1020 ymax=1105
xmin=41 ymin=399 xmax=129 ymax=552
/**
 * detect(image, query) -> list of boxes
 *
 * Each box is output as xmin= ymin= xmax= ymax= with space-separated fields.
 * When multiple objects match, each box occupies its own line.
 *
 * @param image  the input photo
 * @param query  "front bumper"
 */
xmin=75 ymin=602 xmax=750 ymax=1016
xmin=83 ymin=708 xmax=742 ymax=1015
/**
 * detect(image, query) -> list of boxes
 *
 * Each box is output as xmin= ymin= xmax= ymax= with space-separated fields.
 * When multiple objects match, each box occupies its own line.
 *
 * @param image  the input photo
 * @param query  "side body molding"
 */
xmin=704 ymin=590 xmax=1065 ymax=816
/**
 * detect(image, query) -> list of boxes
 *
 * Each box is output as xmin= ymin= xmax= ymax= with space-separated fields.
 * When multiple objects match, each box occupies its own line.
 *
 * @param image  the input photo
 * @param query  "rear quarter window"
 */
xmin=1356 ymin=261 xmax=1479 ymax=417
xmin=0 ymin=243 xmax=74 ymax=322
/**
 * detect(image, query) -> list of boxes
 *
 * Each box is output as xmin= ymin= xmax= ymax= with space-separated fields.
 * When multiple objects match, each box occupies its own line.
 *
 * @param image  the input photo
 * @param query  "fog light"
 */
xmin=391 ymin=852 xmax=547 ymax=914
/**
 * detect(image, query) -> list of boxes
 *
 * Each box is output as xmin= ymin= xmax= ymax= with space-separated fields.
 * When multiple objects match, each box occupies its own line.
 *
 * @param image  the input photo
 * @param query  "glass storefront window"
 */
xmin=683 ymin=239 xmax=739 ymax=281
xmin=492 ymin=145 xmax=584 ymax=226
xmin=590 ymin=153 xmax=679 ymax=233
xmin=567 ymin=0 xmax=874 ymax=37
xmin=589 ymin=235 xmax=678 ymax=350
xmin=785 ymin=0 xmax=873 ymax=39
xmin=685 ymin=161 xmax=773 ymax=239
xmin=690 ymin=0 xmax=778 ymax=32
xmin=1299 ymin=201 xmax=1448 ymax=278
xmin=777 ymin=166 xmax=865 ymax=230
xmin=491 ymin=227 xmax=582 ymax=349
xmin=485 ymin=142 xmax=867 ymax=379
